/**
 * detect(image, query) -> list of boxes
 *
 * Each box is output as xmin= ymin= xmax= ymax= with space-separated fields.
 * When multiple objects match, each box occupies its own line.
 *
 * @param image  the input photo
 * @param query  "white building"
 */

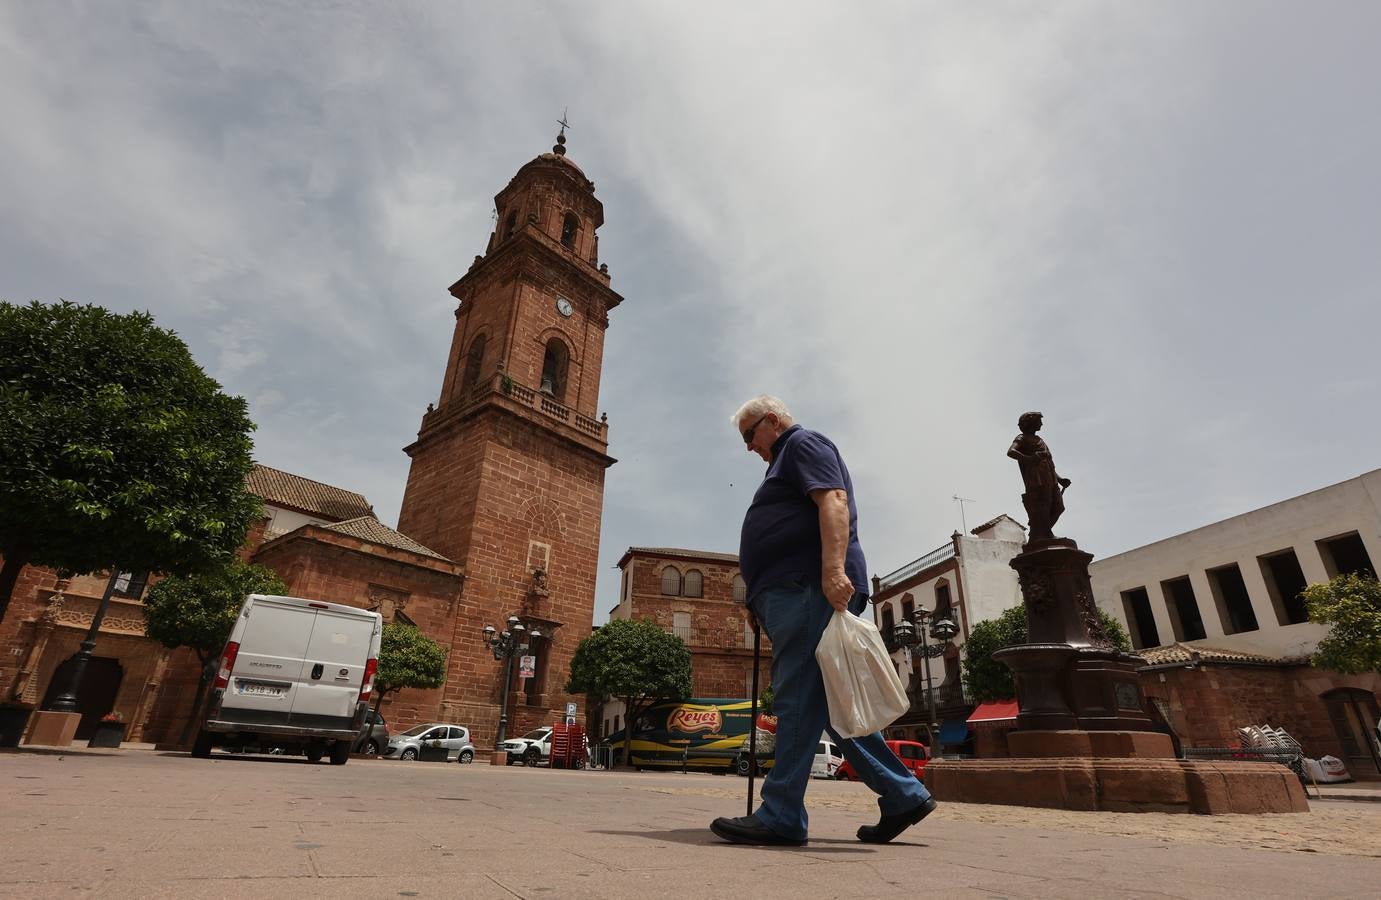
xmin=869 ymin=515 xmax=1027 ymax=743
xmin=1091 ymin=468 xmax=1381 ymax=659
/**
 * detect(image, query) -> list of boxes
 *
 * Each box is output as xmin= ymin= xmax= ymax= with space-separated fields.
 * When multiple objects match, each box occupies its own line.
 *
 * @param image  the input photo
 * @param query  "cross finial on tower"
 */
xmin=554 ymin=107 xmax=570 ymax=156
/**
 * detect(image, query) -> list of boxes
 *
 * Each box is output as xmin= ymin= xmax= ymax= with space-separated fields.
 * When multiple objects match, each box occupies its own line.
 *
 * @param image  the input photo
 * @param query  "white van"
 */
xmin=812 ymin=737 xmax=844 ymax=778
xmin=192 ymin=594 xmax=382 ymax=765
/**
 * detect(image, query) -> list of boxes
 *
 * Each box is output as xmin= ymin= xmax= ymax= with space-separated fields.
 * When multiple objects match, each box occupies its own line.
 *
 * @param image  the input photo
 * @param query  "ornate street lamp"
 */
xmin=481 ymin=615 xmax=541 ymax=752
xmin=892 ymin=610 xmax=960 ymax=750
xmin=45 ymin=570 xmax=124 ymax=715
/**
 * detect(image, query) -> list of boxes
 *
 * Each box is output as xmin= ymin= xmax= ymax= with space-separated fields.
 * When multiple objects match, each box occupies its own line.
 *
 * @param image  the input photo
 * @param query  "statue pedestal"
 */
xmin=933 ymin=537 xmax=1307 ymax=813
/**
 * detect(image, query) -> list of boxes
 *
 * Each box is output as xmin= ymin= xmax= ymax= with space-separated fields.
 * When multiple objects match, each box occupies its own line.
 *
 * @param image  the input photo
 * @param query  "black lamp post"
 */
xmin=481 ymin=615 xmax=541 ymax=751
xmin=46 ymin=570 xmax=123 ymax=715
xmin=892 ymin=610 xmax=960 ymax=749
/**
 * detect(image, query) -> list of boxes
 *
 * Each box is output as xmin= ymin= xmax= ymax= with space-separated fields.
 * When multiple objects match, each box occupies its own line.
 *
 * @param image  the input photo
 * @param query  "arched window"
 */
xmin=901 ymin=592 xmax=915 ymax=625
xmin=934 ymin=581 xmax=953 ymax=621
xmin=683 ymin=570 xmax=703 ymax=598
xmin=540 ymin=337 xmax=569 ymax=401
xmin=660 ymin=567 xmax=681 ymax=596
xmin=462 ymin=333 xmax=487 ymax=396
xmin=503 ymin=210 xmax=518 ymax=240
xmin=561 ymin=213 xmax=580 ymax=248
xmin=732 ymin=574 xmax=746 ymax=604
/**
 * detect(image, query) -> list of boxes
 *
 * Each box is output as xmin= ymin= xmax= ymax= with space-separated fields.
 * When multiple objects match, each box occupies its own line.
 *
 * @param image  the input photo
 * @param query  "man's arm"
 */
xmin=812 ymin=487 xmax=853 ymax=612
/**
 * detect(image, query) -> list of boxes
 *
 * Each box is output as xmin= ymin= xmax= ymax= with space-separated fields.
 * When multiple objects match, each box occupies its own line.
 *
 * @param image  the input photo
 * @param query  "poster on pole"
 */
xmin=519 ymin=655 xmax=536 ymax=678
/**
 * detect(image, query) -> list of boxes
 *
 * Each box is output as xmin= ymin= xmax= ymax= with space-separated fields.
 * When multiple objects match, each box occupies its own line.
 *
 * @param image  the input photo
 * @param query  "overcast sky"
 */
xmin=4 ymin=3 xmax=1379 ymax=623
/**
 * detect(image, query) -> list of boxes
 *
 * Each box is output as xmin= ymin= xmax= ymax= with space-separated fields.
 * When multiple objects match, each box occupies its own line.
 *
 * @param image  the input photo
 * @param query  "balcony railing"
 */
xmin=877 ymin=542 xmax=956 ymax=590
xmin=452 ymin=372 xmax=607 ymax=441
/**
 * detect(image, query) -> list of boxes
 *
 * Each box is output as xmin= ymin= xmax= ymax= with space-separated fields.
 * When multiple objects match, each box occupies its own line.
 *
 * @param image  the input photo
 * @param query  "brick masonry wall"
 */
xmin=620 ymin=552 xmax=772 ymax=700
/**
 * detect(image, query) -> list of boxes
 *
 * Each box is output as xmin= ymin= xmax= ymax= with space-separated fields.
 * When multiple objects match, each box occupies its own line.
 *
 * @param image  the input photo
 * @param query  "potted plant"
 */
xmin=88 ymin=711 xmax=126 ymax=748
xmin=0 ymin=701 xmax=34 ymax=748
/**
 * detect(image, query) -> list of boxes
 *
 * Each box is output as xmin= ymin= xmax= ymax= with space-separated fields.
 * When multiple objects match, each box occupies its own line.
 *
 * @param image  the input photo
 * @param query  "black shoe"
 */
xmin=857 ymin=798 xmax=938 ymax=844
xmin=710 ymin=815 xmax=806 ymax=846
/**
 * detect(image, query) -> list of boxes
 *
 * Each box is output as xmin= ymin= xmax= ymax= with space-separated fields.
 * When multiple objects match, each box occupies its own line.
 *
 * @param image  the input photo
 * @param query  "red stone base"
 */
xmin=1008 ymin=729 xmax=1174 ymax=759
xmin=925 ymin=757 xmax=1309 ymax=814
xmin=25 ymin=711 xmax=80 ymax=747
xmin=490 ymin=750 xmax=509 ymax=766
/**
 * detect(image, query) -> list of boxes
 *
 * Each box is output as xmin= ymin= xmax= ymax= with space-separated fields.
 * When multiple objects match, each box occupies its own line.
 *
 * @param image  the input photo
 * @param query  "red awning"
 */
xmin=966 ymin=700 xmax=1019 ymax=724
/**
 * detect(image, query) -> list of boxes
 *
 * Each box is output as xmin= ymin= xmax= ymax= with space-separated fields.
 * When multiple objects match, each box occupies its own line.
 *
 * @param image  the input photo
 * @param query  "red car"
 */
xmin=834 ymin=740 xmax=930 ymax=781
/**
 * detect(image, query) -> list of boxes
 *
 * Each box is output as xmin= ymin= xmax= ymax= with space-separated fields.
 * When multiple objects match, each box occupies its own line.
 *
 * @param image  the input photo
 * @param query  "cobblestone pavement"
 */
xmin=4 ymin=748 xmax=1380 ymax=899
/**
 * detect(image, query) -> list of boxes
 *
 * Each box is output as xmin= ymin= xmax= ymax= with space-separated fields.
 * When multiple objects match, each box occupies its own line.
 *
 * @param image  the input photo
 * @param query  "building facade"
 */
xmin=868 ymin=514 xmax=1027 ymax=745
xmin=597 ymin=547 xmax=769 ymax=740
xmin=1091 ymin=468 xmax=1381 ymax=778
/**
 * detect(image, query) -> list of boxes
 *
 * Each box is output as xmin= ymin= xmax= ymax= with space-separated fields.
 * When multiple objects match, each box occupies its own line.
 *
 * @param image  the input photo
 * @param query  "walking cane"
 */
xmin=747 ymin=622 xmax=761 ymax=816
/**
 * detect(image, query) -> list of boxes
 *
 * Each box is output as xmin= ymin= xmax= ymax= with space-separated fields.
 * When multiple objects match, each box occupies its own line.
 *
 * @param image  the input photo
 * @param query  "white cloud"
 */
xmin=3 ymin=2 xmax=1379 ymax=621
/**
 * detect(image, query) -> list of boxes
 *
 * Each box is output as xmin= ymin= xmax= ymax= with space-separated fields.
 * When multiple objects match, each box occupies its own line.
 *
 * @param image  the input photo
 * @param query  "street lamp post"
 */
xmin=481 ymin=615 xmax=541 ymax=752
xmin=892 ymin=610 xmax=960 ymax=750
xmin=46 ymin=570 xmax=123 ymax=714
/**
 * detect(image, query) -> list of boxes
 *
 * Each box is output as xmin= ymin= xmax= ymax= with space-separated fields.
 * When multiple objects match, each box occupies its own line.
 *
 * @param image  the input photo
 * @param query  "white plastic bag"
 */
xmin=815 ymin=609 xmax=909 ymax=738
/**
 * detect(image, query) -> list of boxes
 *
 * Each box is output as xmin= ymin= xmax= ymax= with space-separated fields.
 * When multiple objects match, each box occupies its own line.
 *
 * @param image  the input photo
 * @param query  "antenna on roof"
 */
xmin=952 ymin=495 xmax=974 ymax=533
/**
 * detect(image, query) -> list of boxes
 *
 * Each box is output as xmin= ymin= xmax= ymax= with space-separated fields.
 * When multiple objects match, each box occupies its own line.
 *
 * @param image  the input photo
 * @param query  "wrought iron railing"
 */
xmin=878 ymin=543 xmax=956 ymax=590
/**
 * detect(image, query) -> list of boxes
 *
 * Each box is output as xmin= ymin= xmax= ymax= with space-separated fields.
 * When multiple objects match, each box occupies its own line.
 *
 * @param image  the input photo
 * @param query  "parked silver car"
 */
xmin=384 ymin=723 xmax=475 ymax=763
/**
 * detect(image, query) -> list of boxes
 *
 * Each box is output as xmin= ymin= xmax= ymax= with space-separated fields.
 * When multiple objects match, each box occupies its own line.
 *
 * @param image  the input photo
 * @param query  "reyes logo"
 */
xmin=667 ymin=707 xmax=721 ymax=734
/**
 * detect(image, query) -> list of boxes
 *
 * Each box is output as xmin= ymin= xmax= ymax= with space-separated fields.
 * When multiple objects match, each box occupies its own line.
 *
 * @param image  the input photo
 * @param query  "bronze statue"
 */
xmin=1007 ymin=411 xmax=1071 ymax=542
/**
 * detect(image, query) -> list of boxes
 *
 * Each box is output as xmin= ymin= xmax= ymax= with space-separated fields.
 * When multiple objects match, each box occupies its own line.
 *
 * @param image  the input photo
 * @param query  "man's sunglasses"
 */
xmin=742 ymin=414 xmax=769 ymax=445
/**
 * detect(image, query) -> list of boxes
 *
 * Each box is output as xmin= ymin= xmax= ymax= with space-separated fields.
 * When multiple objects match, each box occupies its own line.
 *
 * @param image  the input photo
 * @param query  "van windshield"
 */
xmin=400 ymin=724 xmax=435 ymax=737
xmin=521 ymin=728 xmax=549 ymax=740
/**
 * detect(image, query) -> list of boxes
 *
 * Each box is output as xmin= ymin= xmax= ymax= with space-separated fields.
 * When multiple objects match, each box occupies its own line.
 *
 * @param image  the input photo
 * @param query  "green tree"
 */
xmin=142 ymin=559 xmax=287 ymax=744
xmin=0 ymin=301 xmax=261 ymax=622
xmin=961 ymin=604 xmax=1132 ymax=702
xmin=566 ymin=618 xmax=692 ymax=768
xmin=758 ymin=682 xmax=774 ymax=715
xmin=1302 ymin=573 xmax=1381 ymax=674
xmin=367 ymin=622 xmax=448 ymax=749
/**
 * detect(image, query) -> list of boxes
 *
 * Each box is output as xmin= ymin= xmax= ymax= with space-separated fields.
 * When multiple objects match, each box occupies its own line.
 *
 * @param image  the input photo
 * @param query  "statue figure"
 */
xmin=1007 ymin=411 xmax=1072 ymax=542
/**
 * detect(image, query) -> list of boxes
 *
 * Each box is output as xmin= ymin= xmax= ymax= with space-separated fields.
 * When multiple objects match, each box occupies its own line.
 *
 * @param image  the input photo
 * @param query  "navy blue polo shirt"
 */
xmin=738 ymin=425 xmax=869 ymax=604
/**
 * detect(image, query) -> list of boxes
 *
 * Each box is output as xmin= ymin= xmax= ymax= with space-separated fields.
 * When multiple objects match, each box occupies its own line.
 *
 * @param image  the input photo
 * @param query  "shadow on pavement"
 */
xmin=593 ymin=829 xmax=892 ymax=853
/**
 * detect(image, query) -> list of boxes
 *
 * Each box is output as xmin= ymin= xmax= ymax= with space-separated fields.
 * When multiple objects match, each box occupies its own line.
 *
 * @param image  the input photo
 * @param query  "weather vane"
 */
xmin=557 ymin=107 xmax=571 ymax=137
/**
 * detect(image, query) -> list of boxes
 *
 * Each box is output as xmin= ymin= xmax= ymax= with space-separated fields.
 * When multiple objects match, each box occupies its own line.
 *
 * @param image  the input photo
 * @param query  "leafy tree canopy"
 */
xmin=376 ymin=622 xmax=448 ymax=695
xmin=0 ymin=301 xmax=261 ymax=620
xmin=962 ymin=603 xmax=1132 ymax=702
xmin=566 ymin=617 xmax=692 ymax=703
xmin=1302 ymin=573 xmax=1381 ymax=674
xmin=142 ymin=559 xmax=288 ymax=665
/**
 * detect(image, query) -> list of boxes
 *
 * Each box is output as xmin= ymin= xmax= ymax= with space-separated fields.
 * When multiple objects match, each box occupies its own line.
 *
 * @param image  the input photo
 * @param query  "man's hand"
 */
xmin=822 ymin=569 xmax=853 ymax=612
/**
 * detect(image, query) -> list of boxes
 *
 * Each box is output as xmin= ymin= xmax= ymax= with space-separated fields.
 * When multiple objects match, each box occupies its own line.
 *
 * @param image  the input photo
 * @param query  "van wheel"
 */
xmin=459 ymin=749 xmax=474 ymax=764
xmin=329 ymin=741 xmax=351 ymax=765
xmin=400 ymin=748 xmax=417 ymax=761
xmin=306 ymin=743 xmax=325 ymax=763
xmin=191 ymin=729 xmax=214 ymax=759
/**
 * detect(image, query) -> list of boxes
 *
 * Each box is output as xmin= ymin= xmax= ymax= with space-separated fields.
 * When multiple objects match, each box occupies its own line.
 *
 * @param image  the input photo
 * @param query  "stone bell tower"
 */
xmin=397 ymin=129 xmax=621 ymax=748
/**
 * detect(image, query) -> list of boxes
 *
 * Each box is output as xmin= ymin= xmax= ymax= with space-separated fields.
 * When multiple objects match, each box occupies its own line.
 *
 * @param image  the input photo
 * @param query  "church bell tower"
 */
xmin=397 ymin=129 xmax=621 ymax=746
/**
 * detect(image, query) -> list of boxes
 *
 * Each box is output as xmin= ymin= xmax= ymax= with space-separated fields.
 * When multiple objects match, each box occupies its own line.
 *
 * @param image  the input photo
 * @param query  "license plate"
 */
xmin=236 ymin=681 xmax=286 ymax=698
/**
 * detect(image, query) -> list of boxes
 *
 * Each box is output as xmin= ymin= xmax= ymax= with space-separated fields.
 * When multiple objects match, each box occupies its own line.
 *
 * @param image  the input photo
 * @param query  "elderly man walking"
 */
xmin=711 ymin=395 xmax=937 ymax=846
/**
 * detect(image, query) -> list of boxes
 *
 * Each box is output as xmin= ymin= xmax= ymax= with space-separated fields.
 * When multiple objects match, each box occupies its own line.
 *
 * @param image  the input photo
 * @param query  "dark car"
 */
xmin=835 ymin=740 xmax=930 ymax=781
xmin=352 ymin=708 xmax=390 ymax=756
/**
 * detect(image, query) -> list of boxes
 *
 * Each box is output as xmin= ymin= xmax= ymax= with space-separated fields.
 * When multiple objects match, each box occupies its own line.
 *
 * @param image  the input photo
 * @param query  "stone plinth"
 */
xmin=925 ymin=757 xmax=1309 ymax=814
xmin=25 ymin=710 xmax=80 ymax=747
xmin=490 ymin=750 xmax=509 ymax=766
xmin=1008 ymin=729 xmax=1174 ymax=759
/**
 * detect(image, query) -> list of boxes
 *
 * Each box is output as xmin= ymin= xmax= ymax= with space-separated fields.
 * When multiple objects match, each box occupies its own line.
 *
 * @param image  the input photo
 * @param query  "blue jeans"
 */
xmin=749 ymin=580 xmax=931 ymax=840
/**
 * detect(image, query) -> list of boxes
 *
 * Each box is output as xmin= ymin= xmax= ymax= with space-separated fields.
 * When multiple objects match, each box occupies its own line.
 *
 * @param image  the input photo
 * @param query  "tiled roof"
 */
xmin=1134 ymin=642 xmax=1307 ymax=668
xmin=318 ymin=516 xmax=451 ymax=562
xmin=247 ymin=464 xmax=374 ymax=521
xmin=624 ymin=547 xmax=740 ymax=563
xmin=971 ymin=514 xmax=1025 ymax=535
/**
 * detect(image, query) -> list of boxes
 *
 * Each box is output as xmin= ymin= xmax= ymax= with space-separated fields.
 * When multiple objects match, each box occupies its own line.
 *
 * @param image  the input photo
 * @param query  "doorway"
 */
xmin=1321 ymin=688 xmax=1381 ymax=778
xmin=41 ymin=656 xmax=124 ymax=739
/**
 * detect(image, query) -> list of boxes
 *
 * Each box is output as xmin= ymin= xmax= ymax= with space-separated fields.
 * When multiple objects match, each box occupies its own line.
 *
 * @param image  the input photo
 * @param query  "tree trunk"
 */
xmin=178 ymin=655 xmax=214 ymax=748
xmin=0 ymin=544 xmax=33 ymax=625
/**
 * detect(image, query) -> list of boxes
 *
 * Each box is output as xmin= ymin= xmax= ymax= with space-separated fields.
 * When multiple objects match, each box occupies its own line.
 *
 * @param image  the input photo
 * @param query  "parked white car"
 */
xmin=812 ymin=738 xmax=844 ymax=779
xmin=501 ymin=726 xmax=552 ymax=766
xmin=385 ymin=723 xmax=475 ymax=763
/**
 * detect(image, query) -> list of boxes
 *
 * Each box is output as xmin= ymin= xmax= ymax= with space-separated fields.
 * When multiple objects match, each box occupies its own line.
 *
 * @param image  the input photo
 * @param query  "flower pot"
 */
xmin=87 ymin=721 xmax=126 ymax=748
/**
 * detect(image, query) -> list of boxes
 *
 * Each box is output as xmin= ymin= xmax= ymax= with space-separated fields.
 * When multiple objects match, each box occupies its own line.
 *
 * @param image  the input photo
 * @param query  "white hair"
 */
xmin=731 ymin=394 xmax=793 ymax=427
